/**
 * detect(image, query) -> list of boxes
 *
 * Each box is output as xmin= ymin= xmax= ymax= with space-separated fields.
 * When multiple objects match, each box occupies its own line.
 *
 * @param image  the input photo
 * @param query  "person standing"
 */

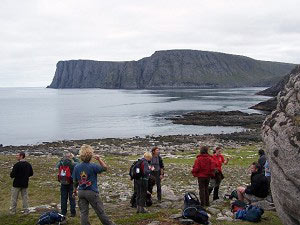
xmin=150 ymin=146 xmax=164 ymax=202
xmin=209 ymin=147 xmax=229 ymax=200
xmin=135 ymin=152 xmax=152 ymax=213
xmin=192 ymin=146 xmax=215 ymax=207
xmin=258 ymin=149 xmax=266 ymax=174
xmin=56 ymin=152 xmax=79 ymax=217
xmin=72 ymin=144 xmax=115 ymax=225
xmin=10 ymin=152 xmax=33 ymax=214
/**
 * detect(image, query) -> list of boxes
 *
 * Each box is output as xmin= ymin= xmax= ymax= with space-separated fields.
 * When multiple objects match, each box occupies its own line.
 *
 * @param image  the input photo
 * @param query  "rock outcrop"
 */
xmin=251 ymin=65 xmax=300 ymax=112
xmin=48 ymin=50 xmax=295 ymax=89
xmin=262 ymin=66 xmax=300 ymax=225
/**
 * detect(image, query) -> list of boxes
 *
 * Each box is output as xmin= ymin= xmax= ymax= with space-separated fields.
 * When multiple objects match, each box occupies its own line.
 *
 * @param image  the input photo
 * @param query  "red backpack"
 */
xmin=58 ymin=164 xmax=72 ymax=185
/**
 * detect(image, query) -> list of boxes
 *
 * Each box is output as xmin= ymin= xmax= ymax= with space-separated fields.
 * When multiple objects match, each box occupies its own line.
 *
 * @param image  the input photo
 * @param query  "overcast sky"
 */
xmin=1 ymin=0 xmax=300 ymax=87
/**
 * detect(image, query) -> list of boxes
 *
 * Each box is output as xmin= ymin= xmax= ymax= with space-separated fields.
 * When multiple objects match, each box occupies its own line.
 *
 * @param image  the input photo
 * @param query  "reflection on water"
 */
xmin=0 ymin=87 xmax=270 ymax=146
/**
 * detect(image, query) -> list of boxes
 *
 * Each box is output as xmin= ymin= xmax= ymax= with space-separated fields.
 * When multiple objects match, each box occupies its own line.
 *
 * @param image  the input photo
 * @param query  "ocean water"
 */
xmin=0 ymin=87 xmax=270 ymax=146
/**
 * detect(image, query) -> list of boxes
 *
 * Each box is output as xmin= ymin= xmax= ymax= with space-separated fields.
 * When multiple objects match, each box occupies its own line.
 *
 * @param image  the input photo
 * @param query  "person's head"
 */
xmin=151 ymin=146 xmax=159 ymax=156
xmin=79 ymin=144 xmax=94 ymax=163
xmin=200 ymin=146 xmax=209 ymax=154
xmin=16 ymin=152 xmax=25 ymax=161
xmin=144 ymin=152 xmax=152 ymax=161
xmin=258 ymin=149 xmax=265 ymax=157
xmin=250 ymin=162 xmax=261 ymax=173
xmin=64 ymin=152 xmax=72 ymax=160
xmin=215 ymin=146 xmax=222 ymax=155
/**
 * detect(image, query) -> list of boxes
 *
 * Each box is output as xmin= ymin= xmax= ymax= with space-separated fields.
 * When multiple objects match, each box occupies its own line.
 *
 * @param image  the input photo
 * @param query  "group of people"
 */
xmin=192 ymin=146 xmax=228 ymax=207
xmin=9 ymin=144 xmax=271 ymax=225
xmin=191 ymin=146 xmax=271 ymax=207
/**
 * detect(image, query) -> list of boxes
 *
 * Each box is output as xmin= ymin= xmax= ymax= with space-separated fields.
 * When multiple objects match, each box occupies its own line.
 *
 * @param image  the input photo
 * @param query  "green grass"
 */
xmin=0 ymin=144 xmax=283 ymax=225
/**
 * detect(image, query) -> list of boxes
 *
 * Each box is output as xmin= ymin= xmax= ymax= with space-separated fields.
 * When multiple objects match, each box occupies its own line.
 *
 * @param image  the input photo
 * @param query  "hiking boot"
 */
xmin=139 ymin=207 xmax=148 ymax=213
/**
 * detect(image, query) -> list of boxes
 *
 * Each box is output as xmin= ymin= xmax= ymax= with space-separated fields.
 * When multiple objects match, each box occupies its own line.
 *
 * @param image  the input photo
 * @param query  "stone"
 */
xmin=206 ymin=207 xmax=220 ymax=215
xmin=252 ymin=200 xmax=276 ymax=211
xmin=216 ymin=216 xmax=233 ymax=221
xmin=169 ymin=214 xmax=182 ymax=219
xmin=147 ymin=221 xmax=160 ymax=225
xmin=179 ymin=218 xmax=195 ymax=224
xmin=262 ymin=65 xmax=300 ymax=225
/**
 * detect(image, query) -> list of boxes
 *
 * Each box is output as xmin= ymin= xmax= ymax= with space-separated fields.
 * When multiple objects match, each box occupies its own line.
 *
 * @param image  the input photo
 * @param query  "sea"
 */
xmin=0 ymin=87 xmax=271 ymax=146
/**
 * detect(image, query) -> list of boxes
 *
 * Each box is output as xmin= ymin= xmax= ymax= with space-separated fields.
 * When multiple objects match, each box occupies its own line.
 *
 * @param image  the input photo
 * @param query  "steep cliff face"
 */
xmin=48 ymin=50 xmax=295 ymax=89
xmin=262 ymin=67 xmax=300 ymax=225
xmin=251 ymin=65 xmax=300 ymax=111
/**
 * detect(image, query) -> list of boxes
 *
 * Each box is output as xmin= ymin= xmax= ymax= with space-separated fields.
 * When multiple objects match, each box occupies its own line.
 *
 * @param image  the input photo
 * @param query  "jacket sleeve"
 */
xmin=159 ymin=156 xmax=164 ymax=170
xmin=29 ymin=164 xmax=33 ymax=177
xmin=192 ymin=158 xmax=199 ymax=176
xmin=10 ymin=164 xmax=17 ymax=178
xmin=143 ymin=160 xmax=151 ymax=177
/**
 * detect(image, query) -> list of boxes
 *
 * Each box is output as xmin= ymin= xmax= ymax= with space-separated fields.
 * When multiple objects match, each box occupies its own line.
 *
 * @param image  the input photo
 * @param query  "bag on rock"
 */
xmin=235 ymin=205 xmax=264 ymax=222
xmin=231 ymin=200 xmax=247 ymax=213
xmin=182 ymin=192 xmax=209 ymax=224
xmin=37 ymin=211 xmax=65 ymax=225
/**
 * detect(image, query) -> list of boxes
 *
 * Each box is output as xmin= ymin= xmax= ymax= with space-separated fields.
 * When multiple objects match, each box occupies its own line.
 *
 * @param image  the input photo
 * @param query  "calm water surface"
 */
xmin=0 ymin=87 xmax=270 ymax=146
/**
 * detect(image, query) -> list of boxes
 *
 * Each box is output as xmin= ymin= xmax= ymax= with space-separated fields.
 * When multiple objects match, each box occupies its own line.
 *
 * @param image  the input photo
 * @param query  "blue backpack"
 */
xmin=235 ymin=205 xmax=264 ymax=222
xmin=182 ymin=192 xmax=209 ymax=224
xmin=37 ymin=211 xmax=65 ymax=225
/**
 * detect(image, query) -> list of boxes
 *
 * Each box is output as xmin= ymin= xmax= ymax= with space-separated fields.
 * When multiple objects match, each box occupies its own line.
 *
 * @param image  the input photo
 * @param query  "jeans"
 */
xmin=60 ymin=184 xmax=76 ymax=215
xmin=198 ymin=177 xmax=210 ymax=207
xmin=78 ymin=190 xmax=115 ymax=225
xmin=150 ymin=171 xmax=162 ymax=201
xmin=10 ymin=187 xmax=28 ymax=213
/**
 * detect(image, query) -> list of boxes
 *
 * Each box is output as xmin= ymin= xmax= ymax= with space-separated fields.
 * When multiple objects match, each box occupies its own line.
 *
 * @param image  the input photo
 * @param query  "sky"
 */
xmin=1 ymin=0 xmax=300 ymax=87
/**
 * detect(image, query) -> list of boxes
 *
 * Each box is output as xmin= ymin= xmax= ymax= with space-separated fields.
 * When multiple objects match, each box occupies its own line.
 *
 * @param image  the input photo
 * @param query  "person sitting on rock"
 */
xmin=237 ymin=162 xmax=269 ymax=203
xmin=209 ymin=146 xmax=229 ymax=200
xmin=192 ymin=146 xmax=216 ymax=207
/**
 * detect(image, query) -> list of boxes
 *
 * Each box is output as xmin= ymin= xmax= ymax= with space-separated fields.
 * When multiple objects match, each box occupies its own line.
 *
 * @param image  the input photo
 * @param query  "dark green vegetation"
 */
xmin=48 ymin=50 xmax=295 ymax=89
xmin=0 ymin=144 xmax=282 ymax=225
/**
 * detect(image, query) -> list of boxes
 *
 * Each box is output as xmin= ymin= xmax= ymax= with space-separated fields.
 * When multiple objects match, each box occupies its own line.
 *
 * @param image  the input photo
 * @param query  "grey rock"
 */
xmin=48 ymin=50 xmax=294 ymax=89
xmin=262 ymin=66 xmax=300 ymax=225
xmin=169 ymin=214 xmax=183 ymax=219
xmin=179 ymin=218 xmax=195 ymax=224
xmin=216 ymin=216 xmax=233 ymax=221
xmin=252 ymin=200 xmax=276 ymax=211
xmin=147 ymin=221 xmax=160 ymax=225
xmin=207 ymin=207 xmax=221 ymax=215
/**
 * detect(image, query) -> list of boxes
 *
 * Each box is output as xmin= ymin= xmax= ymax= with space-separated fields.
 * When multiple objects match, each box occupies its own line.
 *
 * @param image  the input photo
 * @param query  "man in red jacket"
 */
xmin=192 ymin=146 xmax=216 ymax=207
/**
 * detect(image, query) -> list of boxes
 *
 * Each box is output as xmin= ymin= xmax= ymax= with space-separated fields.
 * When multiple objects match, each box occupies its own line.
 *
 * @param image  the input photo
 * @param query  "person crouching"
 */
xmin=192 ymin=146 xmax=216 ymax=207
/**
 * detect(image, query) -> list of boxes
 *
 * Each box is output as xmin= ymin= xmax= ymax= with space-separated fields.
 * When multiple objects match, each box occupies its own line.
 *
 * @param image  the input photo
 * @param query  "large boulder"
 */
xmin=262 ymin=66 xmax=300 ymax=225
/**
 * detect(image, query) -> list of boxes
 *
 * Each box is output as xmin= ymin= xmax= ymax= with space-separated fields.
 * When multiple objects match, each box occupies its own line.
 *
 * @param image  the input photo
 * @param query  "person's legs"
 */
xmin=139 ymin=179 xmax=148 ymax=213
xmin=198 ymin=178 xmax=206 ymax=207
xmin=68 ymin=184 xmax=76 ymax=216
xmin=78 ymin=190 xmax=91 ymax=225
xmin=84 ymin=190 xmax=115 ymax=225
xmin=10 ymin=187 xmax=20 ymax=214
xmin=154 ymin=172 xmax=162 ymax=201
xmin=203 ymin=178 xmax=210 ymax=206
xmin=20 ymin=188 xmax=29 ymax=212
xmin=60 ymin=184 xmax=68 ymax=215
xmin=208 ymin=178 xmax=216 ymax=195
xmin=237 ymin=186 xmax=246 ymax=201
xmin=213 ymin=175 xmax=222 ymax=200
xmin=136 ymin=179 xmax=142 ymax=212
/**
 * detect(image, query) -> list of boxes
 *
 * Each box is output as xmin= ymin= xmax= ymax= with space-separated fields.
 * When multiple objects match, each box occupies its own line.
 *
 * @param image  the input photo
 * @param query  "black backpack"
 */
xmin=37 ymin=211 xmax=65 ymax=225
xmin=129 ymin=159 xmax=143 ymax=180
xmin=182 ymin=192 xmax=209 ymax=224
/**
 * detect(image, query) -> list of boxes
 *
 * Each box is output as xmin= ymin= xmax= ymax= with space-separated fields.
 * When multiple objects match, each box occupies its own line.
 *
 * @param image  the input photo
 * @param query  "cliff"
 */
xmin=251 ymin=65 xmax=300 ymax=111
xmin=48 ymin=50 xmax=295 ymax=89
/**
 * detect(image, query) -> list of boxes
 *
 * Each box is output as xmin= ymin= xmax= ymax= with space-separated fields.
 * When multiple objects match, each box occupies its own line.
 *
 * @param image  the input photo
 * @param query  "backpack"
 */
xmin=37 ymin=211 xmax=65 ymax=225
xmin=58 ymin=161 xmax=72 ymax=185
xmin=231 ymin=200 xmax=247 ymax=213
xmin=129 ymin=159 xmax=143 ymax=180
xmin=182 ymin=192 xmax=209 ymax=224
xmin=224 ymin=189 xmax=239 ymax=200
xmin=235 ymin=205 xmax=264 ymax=222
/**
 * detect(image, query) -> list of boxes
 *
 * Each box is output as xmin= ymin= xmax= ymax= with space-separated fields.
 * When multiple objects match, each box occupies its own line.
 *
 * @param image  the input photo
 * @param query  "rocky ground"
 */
xmin=0 ymin=133 xmax=282 ymax=225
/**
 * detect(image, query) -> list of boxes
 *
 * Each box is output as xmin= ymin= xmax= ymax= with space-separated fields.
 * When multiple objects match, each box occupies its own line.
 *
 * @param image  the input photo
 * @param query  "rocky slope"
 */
xmin=251 ymin=65 xmax=300 ymax=111
xmin=262 ymin=67 xmax=300 ymax=225
xmin=48 ymin=50 xmax=295 ymax=89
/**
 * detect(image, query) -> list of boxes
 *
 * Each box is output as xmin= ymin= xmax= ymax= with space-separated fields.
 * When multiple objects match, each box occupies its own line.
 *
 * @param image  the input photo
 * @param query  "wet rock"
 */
xmin=262 ymin=65 xmax=300 ymax=225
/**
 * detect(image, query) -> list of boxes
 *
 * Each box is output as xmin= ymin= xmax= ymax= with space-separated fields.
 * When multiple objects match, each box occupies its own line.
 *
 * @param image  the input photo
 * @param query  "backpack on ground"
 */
xmin=235 ymin=205 xmax=264 ymax=222
xmin=129 ymin=159 xmax=143 ymax=180
xmin=182 ymin=192 xmax=209 ymax=224
xmin=231 ymin=200 xmax=247 ymax=213
xmin=37 ymin=211 xmax=65 ymax=225
xmin=58 ymin=161 xmax=72 ymax=185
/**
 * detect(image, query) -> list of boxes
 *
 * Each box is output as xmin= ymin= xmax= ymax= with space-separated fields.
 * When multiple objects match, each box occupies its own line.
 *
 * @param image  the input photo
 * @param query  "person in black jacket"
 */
xmin=237 ymin=162 xmax=269 ymax=203
xmin=10 ymin=152 xmax=33 ymax=214
xmin=150 ymin=146 xmax=164 ymax=202
xmin=258 ymin=149 xmax=266 ymax=174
